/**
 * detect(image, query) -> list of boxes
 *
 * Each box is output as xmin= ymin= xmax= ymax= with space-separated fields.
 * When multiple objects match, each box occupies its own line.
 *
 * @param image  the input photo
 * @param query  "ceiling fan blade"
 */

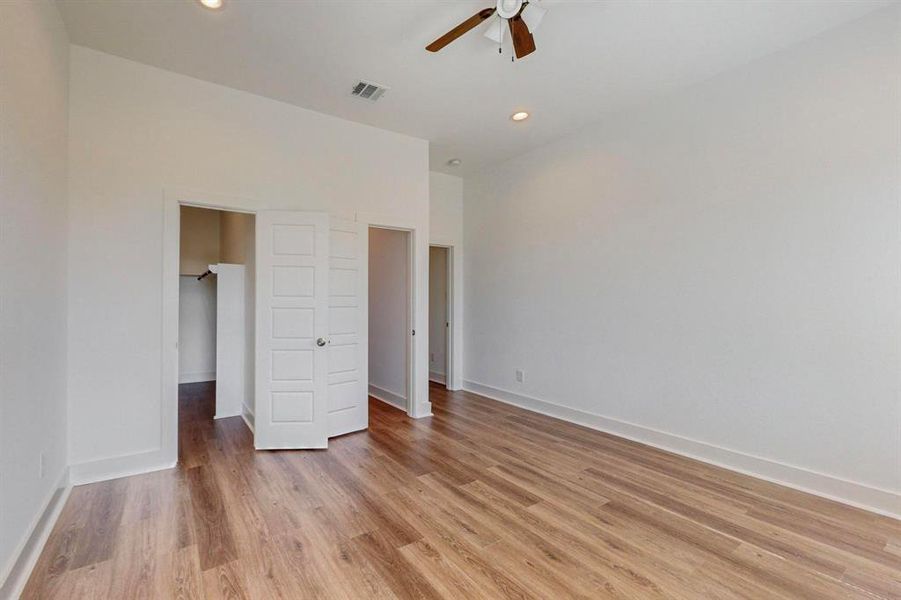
xmin=508 ymin=14 xmax=536 ymax=59
xmin=426 ymin=8 xmax=497 ymax=52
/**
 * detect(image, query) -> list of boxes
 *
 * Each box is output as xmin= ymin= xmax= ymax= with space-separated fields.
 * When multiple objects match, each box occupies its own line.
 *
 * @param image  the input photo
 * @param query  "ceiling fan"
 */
xmin=426 ymin=0 xmax=547 ymax=60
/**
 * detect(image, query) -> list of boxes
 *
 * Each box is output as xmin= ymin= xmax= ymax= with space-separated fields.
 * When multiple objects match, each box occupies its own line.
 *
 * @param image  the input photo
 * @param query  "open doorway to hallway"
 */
xmin=428 ymin=246 xmax=450 ymax=387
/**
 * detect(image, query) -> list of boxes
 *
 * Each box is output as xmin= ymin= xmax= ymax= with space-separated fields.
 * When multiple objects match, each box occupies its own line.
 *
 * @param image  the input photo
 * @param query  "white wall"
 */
xmin=178 ymin=277 xmax=217 ymax=384
xmin=179 ymin=205 xmax=220 ymax=276
xmin=178 ymin=206 xmax=220 ymax=383
xmin=429 ymin=171 xmax=464 ymax=390
xmin=214 ymin=264 xmax=246 ymax=419
xmin=463 ymin=7 xmax=901 ymax=515
xmin=369 ymin=228 xmax=410 ymax=408
xmin=429 ymin=247 xmax=448 ymax=381
xmin=220 ymin=211 xmax=252 ymax=265
xmin=430 ymin=172 xmax=463 ymax=244
xmin=0 ymin=0 xmax=69 ymax=590
xmin=67 ymin=46 xmax=429 ymax=475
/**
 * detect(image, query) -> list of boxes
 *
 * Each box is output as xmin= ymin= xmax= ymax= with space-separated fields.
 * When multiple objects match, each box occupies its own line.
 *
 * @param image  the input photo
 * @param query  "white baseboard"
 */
xmin=69 ymin=449 xmax=176 ymax=486
xmin=242 ymin=403 xmax=255 ymax=433
xmin=178 ymin=371 xmax=215 ymax=384
xmin=214 ymin=411 xmax=242 ymax=420
xmin=0 ymin=468 xmax=71 ymax=599
xmin=463 ymin=379 xmax=901 ymax=520
xmin=368 ymin=384 xmax=407 ymax=411
xmin=429 ymin=371 xmax=446 ymax=385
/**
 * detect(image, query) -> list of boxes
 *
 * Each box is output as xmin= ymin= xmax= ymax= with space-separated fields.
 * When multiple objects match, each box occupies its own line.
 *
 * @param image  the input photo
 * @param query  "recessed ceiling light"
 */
xmin=199 ymin=0 xmax=223 ymax=9
xmin=447 ymin=158 xmax=462 ymax=167
xmin=511 ymin=111 xmax=530 ymax=122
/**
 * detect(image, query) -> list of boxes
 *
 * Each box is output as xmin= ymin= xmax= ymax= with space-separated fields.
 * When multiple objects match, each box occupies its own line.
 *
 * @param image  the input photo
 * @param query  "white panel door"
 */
xmin=255 ymin=211 xmax=329 ymax=449
xmin=327 ymin=219 xmax=368 ymax=437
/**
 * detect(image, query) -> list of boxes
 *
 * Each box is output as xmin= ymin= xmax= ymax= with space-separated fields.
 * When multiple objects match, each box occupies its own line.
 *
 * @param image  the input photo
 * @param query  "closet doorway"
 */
xmin=178 ymin=206 xmax=256 ymax=451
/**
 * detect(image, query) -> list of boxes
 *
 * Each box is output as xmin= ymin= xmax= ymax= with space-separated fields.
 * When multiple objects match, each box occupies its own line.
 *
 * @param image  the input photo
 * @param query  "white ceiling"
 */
xmin=57 ymin=0 xmax=889 ymax=176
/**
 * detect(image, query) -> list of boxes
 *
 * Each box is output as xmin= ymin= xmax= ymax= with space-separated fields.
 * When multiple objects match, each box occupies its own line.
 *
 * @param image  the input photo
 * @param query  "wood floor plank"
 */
xmin=200 ymin=560 xmax=251 ymax=600
xmin=67 ymin=478 xmax=127 ymax=570
xmin=186 ymin=464 xmax=239 ymax=571
xmin=167 ymin=547 xmax=204 ymax=600
xmin=450 ymin=478 xmax=685 ymax=598
xmin=385 ymin=489 xmax=540 ymax=599
xmin=579 ymin=465 xmax=896 ymax=588
xmin=399 ymin=539 xmax=490 ymax=600
xmin=23 ymin=381 xmax=900 ymax=599
xmin=350 ymin=529 xmax=443 ymax=599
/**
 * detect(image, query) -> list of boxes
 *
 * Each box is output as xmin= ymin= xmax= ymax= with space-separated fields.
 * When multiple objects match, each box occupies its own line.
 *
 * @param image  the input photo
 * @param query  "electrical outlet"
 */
xmin=515 ymin=369 xmax=524 ymax=383
xmin=39 ymin=452 xmax=45 ymax=479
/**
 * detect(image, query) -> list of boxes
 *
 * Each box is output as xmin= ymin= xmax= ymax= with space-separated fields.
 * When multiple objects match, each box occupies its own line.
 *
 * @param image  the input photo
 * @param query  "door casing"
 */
xmin=163 ymin=194 xmax=432 ymax=465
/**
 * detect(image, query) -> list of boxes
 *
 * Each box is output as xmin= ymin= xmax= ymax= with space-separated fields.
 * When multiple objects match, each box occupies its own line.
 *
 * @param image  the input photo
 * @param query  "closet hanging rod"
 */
xmin=196 ymin=264 xmax=218 ymax=281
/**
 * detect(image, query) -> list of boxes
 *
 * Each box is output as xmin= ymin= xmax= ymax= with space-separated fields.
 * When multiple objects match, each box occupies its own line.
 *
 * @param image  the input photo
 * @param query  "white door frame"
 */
xmin=162 ymin=189 xmax=258 ymax=466
xmin=428 ymin=244 xmax=452 ymax=389
xmin=163 ymin=199 xmax=431 ymax=465
xmin=429 ymin=239 xmax=463 ymax=390
xmin=358 ymin=212 xmax=431 ymax=418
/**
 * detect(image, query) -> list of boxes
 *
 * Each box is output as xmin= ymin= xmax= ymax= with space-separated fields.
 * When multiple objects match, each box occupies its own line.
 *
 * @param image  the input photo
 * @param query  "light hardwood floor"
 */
xmin=23 ymin=382 xmax=901 ymax=598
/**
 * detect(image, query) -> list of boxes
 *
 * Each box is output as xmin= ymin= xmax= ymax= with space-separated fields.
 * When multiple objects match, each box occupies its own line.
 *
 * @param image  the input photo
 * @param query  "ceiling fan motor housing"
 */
xmin=496 ymin=0 xmax=524 ymax=19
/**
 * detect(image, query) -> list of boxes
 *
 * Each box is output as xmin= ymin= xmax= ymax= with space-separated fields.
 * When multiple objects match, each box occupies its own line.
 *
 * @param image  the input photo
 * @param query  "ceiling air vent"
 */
xmin=351 ymin=80 xmax=388 ymax=101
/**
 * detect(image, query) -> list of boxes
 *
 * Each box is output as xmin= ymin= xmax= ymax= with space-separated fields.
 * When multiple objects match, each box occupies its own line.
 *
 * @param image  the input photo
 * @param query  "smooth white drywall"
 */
xmin=464 ymin=7 xmax=901 ymax=508
xmin=220 ymin=211 xmax=252 ymax=265
xmin=178 ymin=276 xmax=217 ymax=383
xmin=429 ymin=171 xmax=464 ymax=390
xmin=67 ymin=46 xmax=429 ymax=468
xmin=369 ymin=228 xmax=410 ymax=402
xmin=178 ymin=206 xmax=220 ymax=383
xmin=430 ymin=172 xmax=463 ymax=244
xmin=214 ymin=264 xmax=245 ymax=418
xmin=429 ymin=247 xmax=448 ymax=380
xmin=0 ymin=0 xmax=69 ymax=586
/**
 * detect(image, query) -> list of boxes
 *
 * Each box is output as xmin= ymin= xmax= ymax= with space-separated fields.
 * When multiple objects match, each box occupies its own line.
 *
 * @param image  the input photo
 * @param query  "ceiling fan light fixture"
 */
xmin=496 ymin=0 xmax=524 ymax=19
xmin=511 ymin=111 xmax=530 ymax=122
xmin=521 ymin=2 xmax=546 ymax=32
xmin=199 ymin=0 xmax=223 ymax=9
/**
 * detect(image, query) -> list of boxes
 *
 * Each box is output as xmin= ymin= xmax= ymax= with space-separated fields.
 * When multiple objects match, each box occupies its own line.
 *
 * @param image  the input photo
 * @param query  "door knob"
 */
xmin=316 ymin=337 xmax=328 ymax=347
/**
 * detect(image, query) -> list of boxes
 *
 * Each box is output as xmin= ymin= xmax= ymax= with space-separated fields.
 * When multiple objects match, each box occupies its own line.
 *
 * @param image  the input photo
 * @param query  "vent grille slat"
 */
xmin=351 ymin=80 xmax=388 ymax=102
